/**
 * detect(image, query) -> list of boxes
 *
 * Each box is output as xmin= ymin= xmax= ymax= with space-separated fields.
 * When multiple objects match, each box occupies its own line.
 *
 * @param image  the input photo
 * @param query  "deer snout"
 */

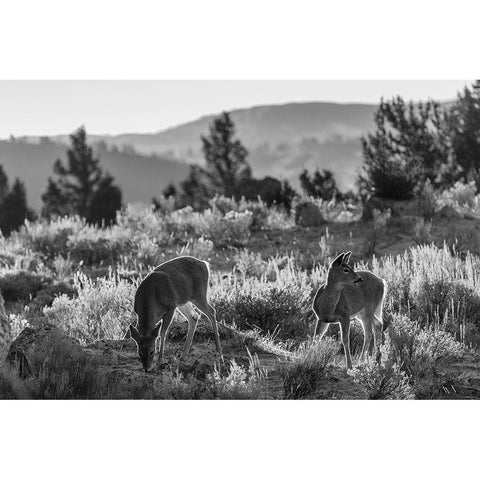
xmin=354 ymin=276 xmax=363 ymax=284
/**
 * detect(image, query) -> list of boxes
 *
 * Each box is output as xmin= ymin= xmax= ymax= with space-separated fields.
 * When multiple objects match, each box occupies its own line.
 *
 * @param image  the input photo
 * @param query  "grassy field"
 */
xmin=2 ymin=191 xmax=480 ymax=399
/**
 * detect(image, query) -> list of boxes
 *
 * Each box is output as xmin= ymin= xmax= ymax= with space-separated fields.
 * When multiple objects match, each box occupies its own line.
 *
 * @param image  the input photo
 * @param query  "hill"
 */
xmin=3 ymin=102 xmax=379 ymax=209
xmin=0 ymin=138 xmax=189 ymax=211
xmin=90 ymin=102 xmax=377 ymax=191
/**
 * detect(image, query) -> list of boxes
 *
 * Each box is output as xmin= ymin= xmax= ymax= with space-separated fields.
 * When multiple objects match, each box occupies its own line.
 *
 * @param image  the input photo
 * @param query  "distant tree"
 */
xmin=41 ymin=126 xmax=122 ymax=224
xmin=279 ymin=180 xmax=297 ymax=210
xmin=200 ymin=111 xmax=252 ymax=197
xmin=443 ymin=80 xmax=480 ymax=187
xmin=85 ymin=174 xmax=122 ymax=225
xmin=359 ymin=96 xmax=449 ymax=199
xmin=299 ymin=168 xmax=341 ymax=200
xmin=170 ymin=112 xmax=252 ymax=209
xmin=0 ymin=167 xmax=34 ymax=236
xmin=0 ymin=165 xmax=8 ymax=203
xmin=177 ymin=165 xmax=212 ymax=210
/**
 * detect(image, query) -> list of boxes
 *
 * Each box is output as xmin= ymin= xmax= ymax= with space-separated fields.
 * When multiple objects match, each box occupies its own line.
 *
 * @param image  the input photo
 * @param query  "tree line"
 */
xmin=1 ymin=80 xmax=480 ymax=235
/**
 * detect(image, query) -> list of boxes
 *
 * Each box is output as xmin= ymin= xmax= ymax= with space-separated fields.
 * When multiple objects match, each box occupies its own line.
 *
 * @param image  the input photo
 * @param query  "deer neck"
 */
xmin=319 ymin=281 xmax=344 ymax=313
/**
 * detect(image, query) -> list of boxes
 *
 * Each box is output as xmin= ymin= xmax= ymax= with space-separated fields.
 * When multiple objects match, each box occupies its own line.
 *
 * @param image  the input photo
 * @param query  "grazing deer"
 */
xmin=129 ymin=256 xmax=223 ymax=372
xmin=312 ymin=251 xmax=386 ymax=369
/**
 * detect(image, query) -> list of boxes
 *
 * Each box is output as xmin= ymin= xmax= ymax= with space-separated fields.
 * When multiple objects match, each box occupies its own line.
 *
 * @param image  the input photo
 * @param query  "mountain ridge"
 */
xmin=1 ymin=101 xmax=382 ymax=210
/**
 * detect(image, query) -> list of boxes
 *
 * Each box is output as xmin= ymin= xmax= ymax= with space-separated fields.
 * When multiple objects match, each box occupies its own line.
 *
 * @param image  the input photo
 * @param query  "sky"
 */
xmin=0 ymin=80 xmax=473 ymax=139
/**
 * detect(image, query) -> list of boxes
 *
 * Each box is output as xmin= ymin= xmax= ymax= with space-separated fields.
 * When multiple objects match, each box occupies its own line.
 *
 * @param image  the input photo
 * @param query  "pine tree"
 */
xmin=359 ymin=96 xmax=449 ymax=199
xmin=0 ymin=165 xmax=8 ymax=203
xmin=200 ymin=111 xmax=251 ymax=197
xmin=445 ymin=80 xmax=480 ymax=187
xmin=0 ymin=167 xmax=34 ymax=236
xmin=41 ymin=126 xmax=122 ymax=224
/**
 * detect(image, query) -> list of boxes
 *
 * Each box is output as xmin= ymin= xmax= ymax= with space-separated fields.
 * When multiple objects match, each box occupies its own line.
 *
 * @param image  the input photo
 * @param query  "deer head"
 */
xmin=327 ymin=251 xmax=363 ymax=286
xmin=129 ymin=322 xmax=161 ymax=373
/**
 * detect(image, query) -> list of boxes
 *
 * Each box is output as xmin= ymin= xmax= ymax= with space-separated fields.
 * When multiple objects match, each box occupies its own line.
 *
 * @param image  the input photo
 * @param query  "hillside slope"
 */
xmin=6 ymin=102 xmax=378 ymax=207
xmin=0 ymin=139 xmax=189 ymax=210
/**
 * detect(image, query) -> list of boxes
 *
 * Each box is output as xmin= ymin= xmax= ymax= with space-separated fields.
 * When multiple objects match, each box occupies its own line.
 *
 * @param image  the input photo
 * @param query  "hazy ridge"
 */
xmin=1 ymin=102 xmax=378 ymax=209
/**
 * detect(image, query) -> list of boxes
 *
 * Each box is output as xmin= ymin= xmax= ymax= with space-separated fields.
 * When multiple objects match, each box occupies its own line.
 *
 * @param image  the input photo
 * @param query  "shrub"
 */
xmin=8 ymin=314 xmax=30 ymax=341
xmin=413 ymin=219 xmax=433 ymax=245
xmin=439 ymin=181 xmax=477 ymax=209
xmin=43 ymin=273 xmax=136 ymax=344
xmin=349 ymin=341 xmax=414 ymax=400
xmin=66 ymin=226 xmax=132 ymax=265
xmin=149 ymin=355 xmax=266 ymax=399
xmin=0 ymin=270 xmax=51 ymax=303
xmin=30 ymin=342 xmax=106 ymax=399
xmin=211 ymin=265 xmax=312 ymax=339
xmin=417 ymin=179 xmax=438 ymax=219
xmin=205 ymin=355 xmax=266 ymax=399
xmin=281 ymin=338 xmax=338 ymax=399
xmin=385 ymin=314 xmax=464 ymax=398
xmin=28 ymin=282 xmax=76 ymax=312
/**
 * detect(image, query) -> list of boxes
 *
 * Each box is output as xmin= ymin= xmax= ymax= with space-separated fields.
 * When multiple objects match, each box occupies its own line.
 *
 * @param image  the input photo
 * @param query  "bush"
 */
xmin=281 ymin=338 xmax=338 ymax=399
xmin=149 ymin=355 xmax=266 ymax=399
xmin=30 ymin=342 xmax=106 ymax=399
xmin=211 ymin=264 xmax=312 ymax=339
xmin=349 ymin=342 xmax=414 ymax=400
xmin=43 ymin=273 xmax=136 ymax=344
xmin=28 ymin=282 xmax=76 ymax=312
xmin=386 ymin=315 xmax=464 ymax=398
xmin=413 ymin=219 xmax=433 ymax=245
xmin=0 ymin=270 xmax=51 ymax=303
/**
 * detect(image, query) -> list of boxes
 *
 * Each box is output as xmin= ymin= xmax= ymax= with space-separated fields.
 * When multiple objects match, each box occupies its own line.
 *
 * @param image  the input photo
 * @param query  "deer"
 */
xmin=129 ymin=256 xmax=223 ymax=372
xmin=312 ymin=251 xmax=386 ymax=370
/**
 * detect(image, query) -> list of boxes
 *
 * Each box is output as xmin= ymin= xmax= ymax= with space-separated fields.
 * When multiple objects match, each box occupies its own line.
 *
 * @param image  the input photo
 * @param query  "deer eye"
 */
xmin=149 ymin=351 xmax=154 ymax=356
xmin=343 ymin=268 xmax=349 ymax=273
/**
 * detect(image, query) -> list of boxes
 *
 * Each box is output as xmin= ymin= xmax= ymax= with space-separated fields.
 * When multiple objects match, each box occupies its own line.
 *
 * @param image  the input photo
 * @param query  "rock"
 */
xmin=294 ymin=201 xmax=326 ymax=227
xmin=436 ymin=205 xmax=463 ymax=220
xmin=0 ymin=291 xmax=9 ymax=353
xmin=362 ymin=195 xmax=421 ymax=220
xmin=6 ymin=324 xmax=86 ymax=378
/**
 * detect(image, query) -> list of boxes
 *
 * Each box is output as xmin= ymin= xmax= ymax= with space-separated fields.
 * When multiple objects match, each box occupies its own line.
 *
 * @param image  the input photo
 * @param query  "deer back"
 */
xmin=336 ymin=271 xmax=385 ymax=316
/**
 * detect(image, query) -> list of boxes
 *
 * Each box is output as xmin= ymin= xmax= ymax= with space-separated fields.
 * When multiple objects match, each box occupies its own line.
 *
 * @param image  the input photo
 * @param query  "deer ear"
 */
xmin=150 ymin=321 xmax=162 ymax=339
xmin=129 ymin=325 xmax=140 ymax=342
xmin=343 ymin=251 xmax=352 ymax=264
xmin=331 ymin=252 xmax=345 ymax=267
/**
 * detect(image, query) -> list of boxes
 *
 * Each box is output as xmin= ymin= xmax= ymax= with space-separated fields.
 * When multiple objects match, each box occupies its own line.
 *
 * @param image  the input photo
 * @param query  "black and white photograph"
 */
xmin=2 ymin=78 xmax=480 ymax=400
xmin=1 ymin=1 xmax=479 ymax=478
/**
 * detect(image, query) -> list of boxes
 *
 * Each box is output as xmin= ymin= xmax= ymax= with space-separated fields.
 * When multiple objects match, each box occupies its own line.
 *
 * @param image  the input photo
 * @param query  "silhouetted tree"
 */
xmin=443 ymin=80 xmax=480 ymax=188
xmin=0 ymin=165 xmax=8 ymax=204
xmin=200 ymin=111 xmax=252 ymax=197
xmin=299 ymin=168 xmax=341 ymax=200
xmin=0 ymin=167 xmax=34 ymax=236
xmin=41 ymin=126 xmax=122 ymax=224
xmin=359 ymin=96 xmax=449 ymax=199
xmin=86 ymin=174 xmax=122 ymax=225
xmin=169 ymin=112 xmax=252 ymax=209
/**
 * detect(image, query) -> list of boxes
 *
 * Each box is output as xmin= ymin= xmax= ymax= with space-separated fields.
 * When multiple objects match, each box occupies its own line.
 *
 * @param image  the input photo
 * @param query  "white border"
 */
xmin=1 ymin=1 xmax=480 ymax=478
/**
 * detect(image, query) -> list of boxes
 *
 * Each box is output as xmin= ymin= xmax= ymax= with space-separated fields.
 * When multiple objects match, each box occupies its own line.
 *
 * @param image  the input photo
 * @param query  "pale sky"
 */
xmin=0 ymin=80 xmax=473 ymax=139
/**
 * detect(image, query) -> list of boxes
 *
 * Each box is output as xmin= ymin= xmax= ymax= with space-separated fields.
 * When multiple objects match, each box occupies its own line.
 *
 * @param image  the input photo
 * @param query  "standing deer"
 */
xmin=312 ymin=251 xmax=386 ymax=369
xmin=129 ymin=256 xmax=223 ymax=372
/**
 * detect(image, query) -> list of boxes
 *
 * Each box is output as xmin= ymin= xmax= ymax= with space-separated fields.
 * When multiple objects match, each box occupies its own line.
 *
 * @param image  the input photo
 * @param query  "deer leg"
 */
xmin=339 ymin=317 xmax=353 ymax=369
xmin=373 ymin=316 xmax=383 ymax=363
xmin=314 ymin=319 xmax=329 ymax=340
xmin=360 ymin=318 xmax=373 ymax=360
xmin=177 ymin=304 xmax=200 ymax=361
xmin=157 ymin=308 xmax=175 ymax=364
xmin=193 ymin=299 xmax=224 ymax=362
